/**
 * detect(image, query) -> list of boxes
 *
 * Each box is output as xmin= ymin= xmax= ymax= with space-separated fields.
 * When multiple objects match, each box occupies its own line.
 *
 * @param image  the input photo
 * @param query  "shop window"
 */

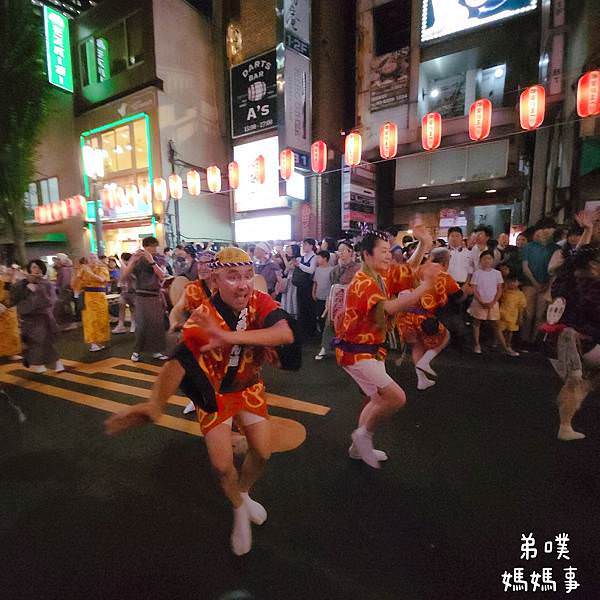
xmin=373 ymin=0 xmax=411 ymax=56
xmin=79 ymin=12 xmax=144 ymax=88
xmin=25 ymin=177 xmax=59 ymax=219
xmin=101 ymin=22 xmax=127 ymax=77
xmin=115 ymin=125 xmax=133 ymax=171
xmin=133 ymin=119 xmax=148 ymax=169
xmin=101 ymin=130 xmax=117 ymax=173
xmin=126 ymin=11 xmax=145 ymax=66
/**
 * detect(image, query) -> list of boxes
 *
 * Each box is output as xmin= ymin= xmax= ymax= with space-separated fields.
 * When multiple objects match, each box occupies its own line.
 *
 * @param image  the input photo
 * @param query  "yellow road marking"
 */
xmin=0 ymin=358 xmax=329 ymax=453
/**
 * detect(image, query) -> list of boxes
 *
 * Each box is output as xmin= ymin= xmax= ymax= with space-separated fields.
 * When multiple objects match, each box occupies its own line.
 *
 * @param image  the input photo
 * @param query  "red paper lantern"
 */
xmin=345 ymin=132 xmax=362 ymax=167
xmin=421 ymin=112 xmax=442 ymax=151
xmin=51 ymin=202 xmax=61 ymax=221
xmin=59 ymin=199 xmax=69 ymax=220
xmin=169 ymin=173 xmax=183 ymax=199
xmin=68 ymin=196 xmax=81 ymax=216
xmin=100 ymin=188 xmax=111 ymax=212
xmin=520 ymin=85 xmax=545 ymax=130
xmin=207 ymin=165 xmax=221 ymax=193
xmin=468 ymin=99 xmax=492 ymax=141
xmin=153 ymin=178 xmax=167 ymax=203
xmin=379 ymin=121 xmax=398 ymax=159
xmin=577 ymin=70 xmax=600 ymax=118
xmin=187 ymin=170 xmax=201 ymax=196
xmin=311 ymin=140 xmax=327 ymax=173
xmin=228 ymin=161 xmax=240 ymax=190
xmin=253 ymin=155 xmax=266 ymax=184
xmin=280 ymin=148 xmax=294 ymax=180
xmin=34 ymin=206 xmax=41 ymax=223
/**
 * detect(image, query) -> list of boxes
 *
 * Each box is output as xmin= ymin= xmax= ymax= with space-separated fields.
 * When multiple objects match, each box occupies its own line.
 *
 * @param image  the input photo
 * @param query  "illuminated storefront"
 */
xmin=80 ymin=112 xmax=157 ymax=256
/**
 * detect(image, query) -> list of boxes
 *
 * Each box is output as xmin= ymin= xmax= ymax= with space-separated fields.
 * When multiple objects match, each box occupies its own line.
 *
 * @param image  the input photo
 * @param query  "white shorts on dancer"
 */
xmin=343 ymin=359 xmax=395 ymax=396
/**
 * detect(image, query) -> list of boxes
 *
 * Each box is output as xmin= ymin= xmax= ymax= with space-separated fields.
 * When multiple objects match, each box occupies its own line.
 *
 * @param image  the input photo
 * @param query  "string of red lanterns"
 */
xmin=33 ymin=70 xmax=599 ymax=225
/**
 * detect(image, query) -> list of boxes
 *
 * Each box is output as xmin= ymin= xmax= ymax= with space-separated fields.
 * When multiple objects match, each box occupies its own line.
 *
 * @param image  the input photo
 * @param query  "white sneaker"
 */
xmin=112 ymin=324 xmax=128 ymax=334
xmin=29 ymin=364 xmax=47 ymax=374
xmin=182 ymin=400 xmax=196 ymax=415
xmin=54 ymin=360 xmax=65 ymax=373
xmin=131 ymin=352 xmax=141 ymax=362
xmin=349 ymin=444 xmax=388 ymax=462
xmin=129 ymin=322 xmax=136 ymax=333
xmin=152 ymin=352 xmax=168 ymax=360
xmin=314 ymin=348 xmax=328 ymax=360
xmin=89 ymin=343 xmax=105 ymax=352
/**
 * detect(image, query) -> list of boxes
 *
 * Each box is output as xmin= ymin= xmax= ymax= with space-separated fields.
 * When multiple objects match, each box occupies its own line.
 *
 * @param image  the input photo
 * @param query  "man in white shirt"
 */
xmin=470 ymin=224 xmax=502 ymax=267
xmin=447 ymin=226 xmax=473 ymax=285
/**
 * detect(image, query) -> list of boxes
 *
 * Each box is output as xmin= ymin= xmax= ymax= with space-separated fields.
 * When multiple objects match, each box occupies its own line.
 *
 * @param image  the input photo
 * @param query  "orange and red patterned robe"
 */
xmin=396 ymin=268 xmax=460 ymax=349
xmin=181 ymin=290 xmax=288 ymax=433
xmin=335 ymin=263 xmax=415 ymax=366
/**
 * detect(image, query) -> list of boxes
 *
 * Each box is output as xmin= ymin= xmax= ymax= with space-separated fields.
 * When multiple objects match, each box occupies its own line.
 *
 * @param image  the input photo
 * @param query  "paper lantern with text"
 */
xmin=379 ymin=121 xmax=398 ymax=159
xmin=207 ymin=165 xmax=221 ymax=193
xmin=187 ymin=170 xmax=201 ymax=196
xmin=345 ymin=132 xmax=362 ymax=167
xmin=72 ymin=195 xmax=86 ymax=216
xmin=228 ymin=161 xmax=240 ymax=190
xmin=37 ymin=205 xmax=46 ymax=223
xmin=421 ymin=112 xmax=442 ymax=151
xmin=60 ymin=200 xmax=70 ymax=219
xmin=169 ymin=173 xmax=183 ymax=199
xmin=279 ymin=148 xmax=294 ymax=180
xmin=139 ymin=181 xmax=152 ymax=204
xmin=153 ymin=178 xmax=167 ymax=203
xmin=577 ymin=70 xmax=600 ymax=118
xmin=520 ymin=85 xmax=545 ymax=130
xmin=125 ymin=184 xmax=138 ymax=206
xmin=100 ymin=188 xmax=112 ymax=212
xmin=253 ymin=155 xmax=266 ymax=184
xmin=469 ymin=99 xmax=492 ymax=141
xmin=311 ymin=140 xmax=327 ymax=173
xmin=34 ymin=206 xmax=42 ymax=223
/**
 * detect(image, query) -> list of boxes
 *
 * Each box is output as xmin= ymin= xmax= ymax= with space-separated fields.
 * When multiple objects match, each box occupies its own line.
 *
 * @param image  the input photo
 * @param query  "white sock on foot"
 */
xmin=231 ymin=503 xmax=252 ymax=556
xmin=182 ymin=400 xmax=196 ymax=415
xmin=240 ymin=492 xmax=267 ymax=525
xmin=416 ymin=369 xmax=436 ymax=390
xmin=349 ymin=443 xmax=388 ymax=461
xmin=557 ymin=425 xmax=586 ymax=441
xmin=416 ymin=350 xmax=437 ymax=377
xmin=350 ymin=427 xmax=380 ymax=469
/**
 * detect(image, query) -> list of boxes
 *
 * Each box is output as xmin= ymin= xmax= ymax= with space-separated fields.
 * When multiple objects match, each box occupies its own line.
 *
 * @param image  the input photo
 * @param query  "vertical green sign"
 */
xmin=43 ymin=5 xmax=74 ymax=93
xmin=95 ymin=38 xmax=111 ymax=82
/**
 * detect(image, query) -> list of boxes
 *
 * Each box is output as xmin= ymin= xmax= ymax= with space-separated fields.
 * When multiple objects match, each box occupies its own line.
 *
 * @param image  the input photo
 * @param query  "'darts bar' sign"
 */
xmin=43 ymin=5 xmax=74 ymax=93
xmin=230 ymin=50 xmax=277 ymax=139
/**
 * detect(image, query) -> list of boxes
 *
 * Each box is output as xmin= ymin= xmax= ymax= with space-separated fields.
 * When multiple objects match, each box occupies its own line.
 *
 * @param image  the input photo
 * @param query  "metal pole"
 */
xmin=168 ymin=140 xmax=181 ymax=244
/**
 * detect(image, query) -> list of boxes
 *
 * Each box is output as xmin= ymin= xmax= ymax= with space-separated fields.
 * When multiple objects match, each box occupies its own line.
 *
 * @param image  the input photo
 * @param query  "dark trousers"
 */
xmin=315 ymin=299 xmax=326 ymax=334
xmin=297 ymin=285 xmax=316 ymax=340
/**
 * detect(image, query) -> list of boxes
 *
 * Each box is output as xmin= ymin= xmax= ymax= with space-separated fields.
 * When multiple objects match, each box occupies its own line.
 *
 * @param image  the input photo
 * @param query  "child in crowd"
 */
xmin=312 ymin=250 xmax=334 ymax=334
xmin=469 ymin=250 xmax=518 ymax=356
xmin=498 ymin=275 xmax=527 ymax=355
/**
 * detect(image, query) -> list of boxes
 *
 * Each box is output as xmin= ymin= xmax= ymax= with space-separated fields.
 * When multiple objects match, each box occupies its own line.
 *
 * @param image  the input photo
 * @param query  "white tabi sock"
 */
xmin=231 ymin=503 xmax=252 ymax=556
xmin=416 ymin=368 xmax=436 ymax=390
xmin=416 ymin=350 xmax=438 ymax=378
xmin=240 ymin=491 xmax=267 ymax=525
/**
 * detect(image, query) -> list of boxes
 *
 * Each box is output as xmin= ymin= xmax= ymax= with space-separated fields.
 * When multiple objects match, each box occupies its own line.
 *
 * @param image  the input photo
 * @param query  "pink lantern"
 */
xmin=345 ymin=132 xmax=362 ymax=166
xmin=228 ymin=161 xmax=240 ymax=190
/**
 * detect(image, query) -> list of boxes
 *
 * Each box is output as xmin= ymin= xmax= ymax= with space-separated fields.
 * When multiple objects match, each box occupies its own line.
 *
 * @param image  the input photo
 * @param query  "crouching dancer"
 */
xmin=334 ymin=232 xmax=441 ymax=469
xmin=105 ymin=248 xmax=300 ymax=555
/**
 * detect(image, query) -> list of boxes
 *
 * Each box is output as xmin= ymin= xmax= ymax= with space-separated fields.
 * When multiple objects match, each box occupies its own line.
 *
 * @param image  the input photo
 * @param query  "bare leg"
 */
xmin=493 ymin=321 xmax=515 ymax=354
xmin=149 ymin=359 xmax=185 ymax=408
xmin=352 ymin=381 xmax=406 ymax=468
xmin=504 ymin=331 xmax=513 ymax=350
xmin=557 ymin=376 xmax=591 ymax=441
xmin=472 ymin=319 xmax=482 ymax=352
xmin=239 ymin=419 xmax=271 ymax=493
xmin=204 ymin=423 xmax=251 ymax=555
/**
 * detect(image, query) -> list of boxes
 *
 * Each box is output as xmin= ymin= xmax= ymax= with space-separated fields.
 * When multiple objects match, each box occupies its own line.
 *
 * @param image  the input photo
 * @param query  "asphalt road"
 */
xmin=1 ymin=328 xmax=599 ymax=600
